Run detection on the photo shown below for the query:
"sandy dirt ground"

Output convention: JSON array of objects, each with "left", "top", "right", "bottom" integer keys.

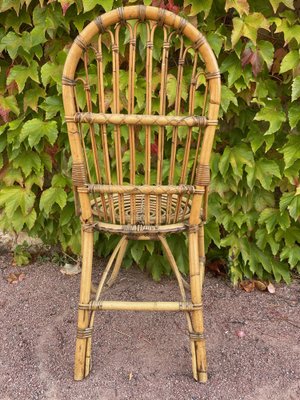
[{"left": 0, "top": 253, "right": 299, "bottom": 400}]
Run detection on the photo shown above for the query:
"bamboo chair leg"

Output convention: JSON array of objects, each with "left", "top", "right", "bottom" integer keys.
[
  {"left": 74, "top": 228, "right": 94, "bottom": 381},
  {"left": 106, "top": 237, "right": 128, "bottom": 287},
  {"left": 189, "top": 225, "right": 207, "bottom": 383}
]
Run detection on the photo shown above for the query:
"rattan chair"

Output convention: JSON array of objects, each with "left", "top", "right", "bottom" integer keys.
[{"left": 62, "top": 5, "right": 220, "bottom": 382}]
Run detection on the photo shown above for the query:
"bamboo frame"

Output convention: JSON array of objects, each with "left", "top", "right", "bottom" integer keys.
[{"left": 62, "top": 5, "right": 220, "bottom": 383}]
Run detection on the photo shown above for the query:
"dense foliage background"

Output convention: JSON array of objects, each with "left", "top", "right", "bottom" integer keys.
[{"left": 0, "top": 0, "right": 299, "bottom": 283}]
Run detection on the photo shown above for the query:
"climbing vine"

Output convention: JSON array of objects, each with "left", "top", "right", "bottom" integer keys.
[{"left": 0, "top": 0, "right": 299, "bottom": 283}]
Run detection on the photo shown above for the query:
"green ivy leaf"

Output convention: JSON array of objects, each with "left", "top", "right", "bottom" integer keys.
[
  {"left": 269, "top": 0, "right": 294, "bottom": 13},
  {"left": 41, "top": 62, "right": 63, "bottom": 87},
  {"left": 255, "top": 228, "right": 280, "bottom": 255},
  {"left": 147, "top": 254, "right": 163, "bottom": 281},
  {"left": 20, "top": 119, "right": 58, "bottom": 147},
  {"left": 288, "top": 103, "right": 300, "bottom": 129},
  {"left": 291, "top": 76, "right": 300, "bottom": 102},
  {"left": 166, "top": 74, "right": 177, "bottom": 107},
  {"left": 280, "top": 245, "right": 300, "bottom": 269},
  {"left": 24, "top": 87, "right": 45, "bottom": 112},
  {"left": 13, "top": 151, "right": 42, "bottom": 177},
  {"left": 279, "top": 135, "right": 300, "bottom": 169},
  {"left": 82, "top": 0, "right": 113, "bottom": 12},
  {"left": 0, "top": 95, "right": 20, "bottom": 116},
  {"left": 40, "top": 96, "right": 64, "bottom": 119},
  {"left": 184, "top": 0, "right": 213, "bottom": 18},
  {"left": 246, "top": 159, "right": 281, "bottom": 190},
  {"left": 258, "top": 208, "right": 290, "bottom": 233},
  {"left": 220, "top": 53, "right": 243, "bottom": 87},
  {"left": 40, "top": 187, "right": 67, "bottom": 215},
  {"left": 232, "top": 13, "right": 270, "bottom": 47},
  {"left": 165, "top": 74, "right": 188, "bottom": 107},
  {"left": 131, "top": 242, "right": 145, "bottom": 264},
  {"left": 257, "top": 40, "right": 274, "bottom": 69},
  {"left": 254, "top": 100, "right": 286, "bottom": 135},
  {"left": 7, "top": 61, "right": 39, "bottom": 92},
  {"left": 0, "top": 31, "right": 22, "bottom": 59},
  {"left": 0, "top": 187, "right": 35, "bottom": 218},
  {"left": 219, "top": 144, "right": 254, "bottom": 180},
  {"left": 280, "top": 50, "right": 300, "bottom": 74},
  {"left": 280, "top": 191, "right": 300, "bottom": 221},
  {"left": 271, "top": 260, "right": 291, "bottom": 284},
  {"left": 221, "top": 86, "right": 238, "bottom": 112},
  {"left": 225, "top": 0, "right": 250, "bottom": 16}
]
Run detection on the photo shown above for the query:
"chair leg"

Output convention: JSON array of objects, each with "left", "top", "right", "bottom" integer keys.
[
  {"left": 74, "top": 228, "right": 94, "bottom": 381},
  {"left": 189, "top": 225, "right": 207, "bottom": 383},
  {"left": 106, "top": 237, "right": 128, "bottom": 287}
]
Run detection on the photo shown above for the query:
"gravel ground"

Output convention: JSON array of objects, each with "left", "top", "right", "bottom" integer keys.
[{"left": 0, "top": 252, "right": 299, "bottom": 400}]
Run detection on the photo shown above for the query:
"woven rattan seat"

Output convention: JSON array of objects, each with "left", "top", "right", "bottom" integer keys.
[
  {"left": 62, "top": 5, "right": 220, "bottom": 382},
  {"left": 91, "top": 193, "right": 192, "bottom": 224}
]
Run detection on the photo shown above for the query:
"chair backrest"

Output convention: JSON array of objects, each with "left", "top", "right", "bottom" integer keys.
[{"left": 62, "top": 5, "right": 221, "bottom": 226}]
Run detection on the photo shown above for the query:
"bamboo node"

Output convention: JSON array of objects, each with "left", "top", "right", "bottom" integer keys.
[
  {"left": 199, "top": 256, "right": 206, "bottom": 263},
  {"left": 75, "top": 35, "right": 88, "bottom": 51},
  {"left": 189, "top": 331, "right": 205, "bottom": 341},
  {"left": 84, "top": 83, "right": 90, "bottom": 91},
  {"left": 77, "top": 327, "right": 93, "bottom": 339},
  {"left": 62, "top": 76, "right": 76, "bottom": 86},
  {"left": 129, "top": 38, "right": 136, "bottom": 46},
  {"left": 112, "top": 44, "right": 119, "bottom": 52},
  {"left": 94, "top": 16, "right": 106, "bottom": 33},
  {"left": 138, "top": 5, "right": 146, "bottom": 21},
  {"left": 163, "top": 41, "right": 170, "bottom": 49},
  {"left": 178, "top": 58, "right": 185, "bottom": 66}
]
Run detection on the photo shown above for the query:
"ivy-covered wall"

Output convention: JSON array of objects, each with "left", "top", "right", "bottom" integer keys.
[{"left": 0, "top": 0, "right": 299, "bottom": 283}]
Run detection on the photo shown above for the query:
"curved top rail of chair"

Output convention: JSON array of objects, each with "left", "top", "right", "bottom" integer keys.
[{"left": 62, "top": 5, "right": 221, "bottom": 93}]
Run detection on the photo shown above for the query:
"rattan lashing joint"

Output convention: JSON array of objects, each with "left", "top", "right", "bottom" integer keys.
[
  {"left": 77, "top": 327, "right": 93, "bottom": 339},
  {"left": 189, "top": 331, "right": 205, "bottom": 341},
  {"left": 94, "top": 16, "right": 106, "bottom": 34},
  {"left": 62, "top": 76, "right": 76, "bottom": 86}
]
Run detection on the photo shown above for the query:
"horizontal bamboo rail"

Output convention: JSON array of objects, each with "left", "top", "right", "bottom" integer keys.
[
  {"left": 83, "top": 184, "right": 204, "bottom": 195},
  {"left": 95, "top": 221, "right": 194, "bottom": 235},
  {"left": 79, "top": 300, "right": 202, "bottom": 311},
  {"left": 65, "top": 112, "right": 218, "bottom": 127}
]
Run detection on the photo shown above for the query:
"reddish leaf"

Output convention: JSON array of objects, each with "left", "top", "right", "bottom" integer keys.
[
  {"left": 271, "top": 48, "right": 288, "bottom": 75},
  {"left": 250, "top": 51, "right": 263, "bottom": 76},
  {"left": 241, "top": 48, "right": 253, "bottom": 68},
  {"left": 151, "top": 0, "right": 166, "bottom": 8},
  {"left": 151, "top": 136, "right": 159, "bottom": 155},
  {"left": 241, "top": 48, "right": 263, "bottom": 76},
  {"left": 61, "top": 2, "right": 70, "bottom": 16},
  {"left": 0, "top": 107, "right": 10, "bottom": 123}
]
